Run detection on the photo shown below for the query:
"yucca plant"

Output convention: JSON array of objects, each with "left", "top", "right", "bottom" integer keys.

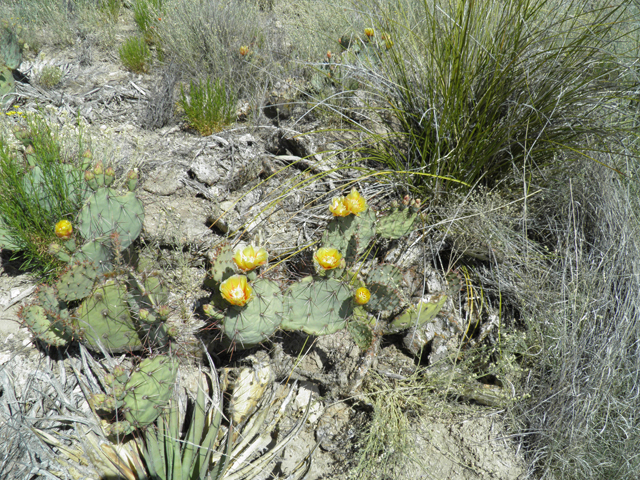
[{"left": 344, "top": 0, "right": 632, "bottom": 194}]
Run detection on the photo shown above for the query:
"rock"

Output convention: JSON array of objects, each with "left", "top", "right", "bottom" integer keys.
[{"left": 142, "top": 166, "right": 185, "bottom": 195}]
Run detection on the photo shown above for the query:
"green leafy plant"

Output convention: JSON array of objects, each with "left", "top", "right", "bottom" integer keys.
[
  {"left": 180, "top": 77, "right": 236, "bottom": 136},
  {"left": 134, "top": 0, "right": 163, "bottom": 43},
  {"left": 0, "top": 116, "right": 87, "bottom": 276},
  {"left": 119, "top": 36, "right": 152, "bottom": 74},
  {"left": 343, "top": 0, "right": 631, "bottom": 193},
  {"left": 38, "top": 65, "right": 63, "bottom": 88}
]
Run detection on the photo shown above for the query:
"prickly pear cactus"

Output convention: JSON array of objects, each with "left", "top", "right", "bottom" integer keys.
[
  {"left": 92, "top": 356, "right": 178, "bottom": 435},
  {"left": 78, "top": 187, "right": 144, "bottom": 251},
  {"left": 19, "top": 285, "right": 74, "bottom": 347},
  {"left": 121, "top": 355, "right": 178, "bottom": 428},
  {"left": 322, "top": 208, "right": 377, "bottom": 263},
  {"left": 364, "top": 264, "right": 404, "bottom": 313},
  {"left": 282, "top": 277, "right": 353, "bottom": 335},
  {"left": 0, "top": 64, "right": 14, "bottom": 101},
  {"left": 376, "top": 205, "right": 418, "bottom": 240},
  {"left": 385, "top": 295, "right": 447, "bottom": 334},
  {"left": 221, "top": 278, "right": 283, "bottom": 348},
  {"left": 0, "top": 23, "right": 22, "bottom": 70},
  {"left": 76, "top": 281, "right": 144, "bottom": 353},
  {"left": 56, "top": 260, "right": 99, "bottom": 302}
]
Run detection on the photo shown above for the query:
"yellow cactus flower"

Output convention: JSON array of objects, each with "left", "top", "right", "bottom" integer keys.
[
  {"left": 239, "top": 45, "right": 249, "bottom": 56},
  {"left": 220, "top": 275, "right": 253, "bottom": 307},
  {"left": 354, "top": 287, "right": 371, "bottom": 305},
  {"left": 364, "top": 28, "right": 374, "bottom": 38},
  {"left": 54, "top": 220, "right": 73, "bottom": 239},
  {"left": 343, "top": 188, "right": 367, "bottom": 215},
  {"left": 314, "top": 247, "right": 343, "bottom": 270},
  {"left": 329, "top": 196, "right": 350, "bottom": 217},
  {"left": 233, "top": 245, "right": 268, "bottom": 272}
]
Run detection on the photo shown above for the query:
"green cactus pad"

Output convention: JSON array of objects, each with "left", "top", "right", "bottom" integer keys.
[
  {"left": 77, "top": 281, "right": 143, "bottom": 353},
  {"left": 122, "top": 355, "right": 178, "bottom": 428},
  {"left": 0, "top": 65, "right": 15, "bottom": 103},
  {"left": 364, "top": 264, "right": 404, "bottom": 312},
  {"left": 56, "top": 260, "right": 99, "bottom": 302},
  {"left": 376, "top": 206, "right": 418, "bottom": 239},
  {"left": 20, "top": 304, "right": 72, "bottom": 347},
  {"left": 78, "top": 188, "right": 144, "bottom": 251},
  {"left": 0, "top": 25, "right": 22, "bottom": 70},
  {"left": 282, "top": 277, "right": 353, "bottom": 335},
  {"left": 322, "top": 209, "right": 377, "bottom": 262},
  {"left": 210, "top": 243, "right": 235, "bottom": 284},
  {"left": 74, "top": 239, "right": 113, "bottom": 271},
  {"left": 347, "top": 320, "right": 374, "bottom": 350},
  {"left": 386, "top": 295, "right": 448, "bottom": 334},
  {"left": 222, "top": 279, "right": 283, "bottom": 348}
]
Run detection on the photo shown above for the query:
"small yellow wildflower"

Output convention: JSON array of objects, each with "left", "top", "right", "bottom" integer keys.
[
  {"left": 220, "top": 275, "right": 253, "bottom": 307},
  {"left": 354, "top": 287, "right": 371, "bottom": 305},
  {"left": 329, "top": 196, "right": 349, "bottom": 217},
  {"left": 233, "top": 245, "right": 268, "bottom": 272},
  {"left": 364, "top": 28, "right": 375, "bottom": 38},
  {"left": 343, "top": 188, "right": 367, "bottom": 215},
  {"left": 314, "top": 247, "right": 343, "bottom": 270},
  {"left": 239, "top": 45, "right": 249, "bottom": 56},
  {"left": 54, "top": 220, "right": 73, "bottom": 239}
]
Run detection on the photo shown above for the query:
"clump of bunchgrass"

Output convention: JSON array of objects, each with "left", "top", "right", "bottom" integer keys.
[
  {"left": 501, "top": 157, "right": 640, "bottom": 480},
  {"left": 342, "top": 0, "right": 632, "bottom": 194},
  {"left": 180, "top": 77, "right": 236, "bottom": 136},
  {"left": 154, "top": 0, "right": 280, "bottom": 109},
  {"left": 134, "top": 0, "right": 163, "bottom": 43},
  {"left": 0, "top": 114, "right": 88, "bottom": 277},
  {"left": 118, "top": 36, "right": 152, "bottom": 74},
  {"left": 37, "top": 65, "right": 63, "bottom": 88}
]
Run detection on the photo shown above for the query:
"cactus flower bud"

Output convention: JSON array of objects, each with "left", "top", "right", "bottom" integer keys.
[
  {"left": 104, "top": 166, "right": 115, "bottom": 187},
  {"left": 314, "top": 247, "right": 343, "bottom": 270},
  {"left": 355, "top": 287, "right": 371, "bottom": 305},
  {"left": 157, "top": 305, "right": 170, "bottom": 319},
  {"left": 84, "top": 169, "right": 98, "bottom": 190},
  {"left": 233, "top": 245, "right": 268, "bottom": 272},
  {"left": 220, "top": 275, "right": 253, "bottom": 307},
  {"left": 329, "top": 196, "right": 350, "bottom": 217},
  {"left": 126, "top": 169, "right": 138, "bottom": 192},
  {"left": 343, "top": 188, "right": 367, "bottom": 215},
  {"left": 138, "top": 308, "right": 150, "bottom": 321},
  {"left": 55, "top": 220, "right": 73, "bottom": 239}
]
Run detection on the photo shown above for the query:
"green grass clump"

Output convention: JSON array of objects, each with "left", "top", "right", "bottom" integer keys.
[
  {"left": 0, "top": 115, "right": 87, "bottom": 277},
  {"left": 134, "top": 0, "right": 163, "bottom": 43},
  {"left": 119, "top": 36, "right": 152, "bottom": 74},
  {"left": 343, "top": 0, "right": 632, "bottom": 194},
  {"left": 38, "top": 65, "right": 63, "bottom": 88},
  {"left": 180, "top": 77, "right": 236, "bottom": 136}
]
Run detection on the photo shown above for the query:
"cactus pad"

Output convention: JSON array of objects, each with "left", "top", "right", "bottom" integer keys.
[
  {"left": 322, "top": 209, "right": 376, "bottom": 262},
  {"left": 282, "top": 277, "right": 353, "bottom": 335},
  {"left": 56, "top": 260, "right": 99, "bottom": 301},
  {"left": 376, "top": 206, "right": 418, "bottom": 239},
  {"left": 386, "top": 295, "right": 448, "bottom": 334},
  {"left": 78, "top": 188, "right": 144, "bottom": 251},
  {"left": 0, "top": 65, "right": 15, "bottom": 102},
  {"left": 0, "top": 25, "right": 22, "bottom": 70},
  {"left": 364, "top": 264, "right": 404, "bottom": 312},
  {"left": 122, "top": 355, "right": 178, "bottom": 428},
  {"left": 210, "top": 243, "right": 235, "bottom": 283},
  {"left": 20, "top": 304, "right": 72, "bottom": 347},
  {"left": 77, "top": 281, "right": 143, "bottom": 353},
  {"left": 222, "top": 279, "right": 283, "bottom": 348}
]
